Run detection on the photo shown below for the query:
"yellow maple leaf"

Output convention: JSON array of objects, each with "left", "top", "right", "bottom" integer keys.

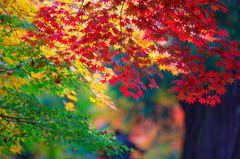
[
  {"left": 70, "top": 89, "right": 76, "bottom": 96},
  {"left": 66, "top": 94, "right": 78, "bottom": 102},
  {"left": 89, "top": 97, "right": 96, "bottom": 103},
  {"left": 65, "top": 102, "right": 75, "bottom": 111},
  {"left": 10, "top": 145, "right": 23, "bottom": 154}
]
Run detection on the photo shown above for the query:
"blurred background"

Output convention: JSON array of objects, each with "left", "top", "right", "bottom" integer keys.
[
  {"left": 0, "top": 71, "right": 185, "bottom": 159},
  {"left": 0, "top": 0, "right": 240, "bottom": 158}
]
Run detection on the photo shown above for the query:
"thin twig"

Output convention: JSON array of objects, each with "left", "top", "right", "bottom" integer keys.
[
  {"left": 79, "top": 0, "right": 85, "bottom": 11},
  {"left": 0, "top": 3, "right": 10, "bottom": 15},
  {"left": 0, "top": 64, "right": 22, "bottom": 73},
  {"left": 0, "top": 3, "right": 22, "bottom": 42}
]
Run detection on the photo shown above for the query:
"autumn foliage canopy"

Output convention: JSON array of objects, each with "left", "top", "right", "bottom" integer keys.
[
  {"left": 24, "top": 0, "right": 240, "bottom": 106},
  {"left": 0, "top": 0, "right": 239, "bottom": 155}
]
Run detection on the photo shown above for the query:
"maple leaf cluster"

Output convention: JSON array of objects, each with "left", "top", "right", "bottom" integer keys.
[{"left": 23, "top": 0, "right": 240, "bottom": 106}]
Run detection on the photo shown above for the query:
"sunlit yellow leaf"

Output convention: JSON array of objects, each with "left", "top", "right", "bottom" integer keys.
[{"left": 65, "top": 102, "right": 75, "bottom": 111}]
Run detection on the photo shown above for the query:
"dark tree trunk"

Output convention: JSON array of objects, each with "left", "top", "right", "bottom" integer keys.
[{"left": 181, "top": 80, "right": 240, "bottom": 159}]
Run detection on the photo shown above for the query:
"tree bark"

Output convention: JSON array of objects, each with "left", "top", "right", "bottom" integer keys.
[{"left": 181, "top": 80, "right": 240, "bottom": 159}]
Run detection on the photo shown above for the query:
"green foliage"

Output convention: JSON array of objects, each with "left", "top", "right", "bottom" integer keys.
[
  {"left": 0, "top": 88, "right": 122, "bottom": 155},
  {"left": 0, "top": 15, "right": 82, "bottom": 95},
  {"left": 0, "top": 14, "right": 124, "bottom": 155}
]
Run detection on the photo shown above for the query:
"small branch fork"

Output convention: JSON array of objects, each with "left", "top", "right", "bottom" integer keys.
[{"left": 0, "top": 114, "right": 44, "bottom": 128}]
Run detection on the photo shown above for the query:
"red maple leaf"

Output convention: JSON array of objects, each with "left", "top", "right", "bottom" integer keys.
[
  {"left": 55, "top": 76, "right": 62, "bottom": 85},
  {"left": 185, "top": 96, "right": 196, "bottom": 104},
  {"left": 198, "top": 97, "right": 207, "bottom": 105},
  {"left": 123, "top": 91, "right": 132, "bottom": 97},
  {"left": 120, "top": 86, "right": 128, "bottom": 93},
  {"left": 100, "top": 78, "right": 107, "bottom": 84},
  {"left": 108, "top": 78, "right": 117, "bottom": 86},
  {"left": 216, "top": 87, "right": 227, "bottom": 96},
  {"left": 137, "top": 90, "right": 143, "bottom": 98},
  {"left": 176, "top": 92, "right": 185, "bottom": 101},
  {"left": 132, "top": 93, "right": 139, "bottom": 100},
  {"left": 130, "top": 83, "right": 137, "bottom": 90},
  {"left": 31, "top": 59, "right": 34, "bottom": 67},
  {"left": 69, "top": 55, "right": 76, "bottom": 61},
  {"left": 206, "top": 96, "right": 216, "bottom": 107}
]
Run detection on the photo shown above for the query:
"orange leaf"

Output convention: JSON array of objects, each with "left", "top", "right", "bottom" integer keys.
[{"left": 211, "top": 5, "right": 219, "bottom": 12}]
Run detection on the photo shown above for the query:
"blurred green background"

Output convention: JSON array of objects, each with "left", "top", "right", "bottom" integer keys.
[{"left": 0, "top": 71, "right": 185, "bottom": 159}]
